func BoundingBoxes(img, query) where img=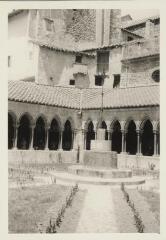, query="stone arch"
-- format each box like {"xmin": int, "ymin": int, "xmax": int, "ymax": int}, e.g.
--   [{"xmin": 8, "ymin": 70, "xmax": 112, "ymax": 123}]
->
[
  {"xmin": 62, "ymin": 120, "xmax": 73, "ymax": 150},
  {"xmin": 33, "ymin": 116, "xmax": 46, "ymax": 150},
  {"xmin": 124, "ymin": 117, "xmax": 135, "ymax": 132},
  {"xmin": 84, "ymin": 118, "xmax": 93, "ymax": 132},
  {"xmin": 100, "ymin": 120, "xmax": 108, "ymax": 140},
  {"xmin": 126, "ymin": 120, "xmax": 137, "ymax": 155},
  {"xmin": 35, "ymin": 113, "xmax": 47, "ymax": 127},
  {"xmin": 86, "ymin": 121, "xmax": 95, "ymax": 150},
  {"xmin": 141, "ymin": 119, "xmax": 154, "ymax": 156},
  {"xmin": 17, "ymin": 113, "xmax": 32, "ymax": 149},
  {"xmin": 139, "ymin": 115, "xmax": 153, "ymax": 131},
  {"xmin": 111, "ymin": 120, "xmax": 122, "ymax": 154},
  {"xmin": 63, "ymin": 117, "xmax": 75, "ymax": 131},
  {"xmin": 50, "ymin": 114, "xmax": 62, "ymax": 131},
  {"xmin": 48, "ymin": 118, "xmax": 60, "ymax": 150},
  {"xmin": 8, "ymin": 112, "xmax": 17, "ymax": 149},
  {"xmin": 110, "ymin": 118, "xmax": 121, "ymax": 131}
]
